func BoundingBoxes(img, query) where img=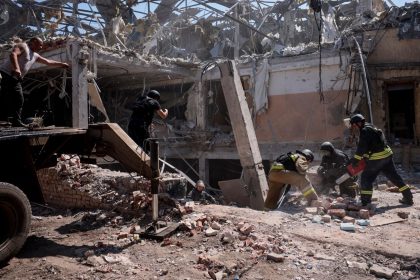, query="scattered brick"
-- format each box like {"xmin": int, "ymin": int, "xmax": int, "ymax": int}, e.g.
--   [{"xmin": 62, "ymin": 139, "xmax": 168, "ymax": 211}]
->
[
  {"xmin": 266, "ymin": 253, "xmax": 285, "ymax": 263},
  {"xmin": 397, "ymin": 211, "xmax": 409, "ymax": 219},
  {"xmin": 327, "ymin": 209, "xmax": 346, "ymax": 218},
  {"xmin": 359, "ymin": 209, "xmax": 370, "ymax": 219},
  {"xmin": 239, "ymin": 223, "xmax": 254, "ymax": 235},
  {"xmin": 211, "ymin": 221, "xmax": 221, "ymax": 230},
  {"xmin": 321, "ymin": 215, "xmax": 331, "ymax": 223},
  {"xmin": 205, "ymin": 228, "xmax": 218, "ymax": 237},
  {"xmin": 329, "ymin": 202, "xmax": 347, "ymax": 209},
  {"xmin": 370, "ymin": 264, "xmax": 395, "ymax": 279},
  {"xmin": 343, "ymin": 216, "xmax": 355, "ymax": 224},
  {"xmin": 304, "ymin": 207, "xmax": 318, "ymax": 215},
  {"xmin": 185, "ymin": 201, "xmax": 195, "ymax": 213},
  {"xmin": 117, "ymin": 232, "xmax": 128, "ymax": 239}
]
